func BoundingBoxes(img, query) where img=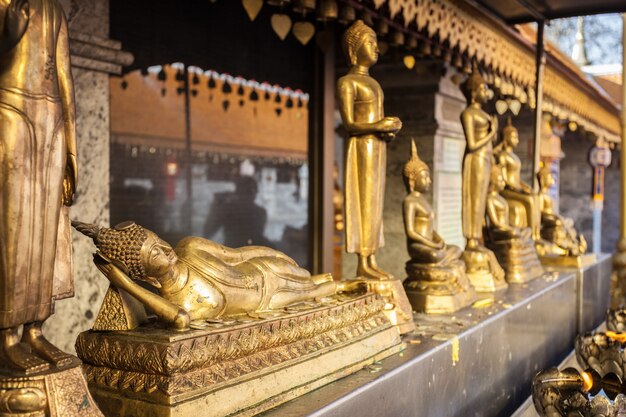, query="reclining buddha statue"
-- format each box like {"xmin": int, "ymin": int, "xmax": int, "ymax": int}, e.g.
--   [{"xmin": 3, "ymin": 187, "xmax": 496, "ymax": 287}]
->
[{"xmin": 73, "ymin": 221, "xmax": 361, "ymax": 329}]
